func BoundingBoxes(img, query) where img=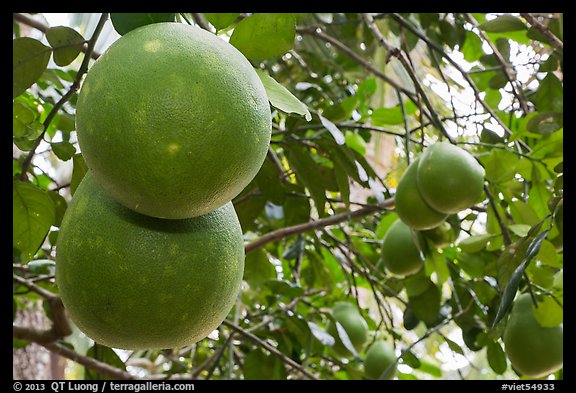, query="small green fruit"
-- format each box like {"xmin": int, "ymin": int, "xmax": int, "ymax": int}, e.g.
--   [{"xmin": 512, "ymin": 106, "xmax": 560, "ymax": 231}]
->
[
  {"xmin": 326, "ymin": 302, "xmax": 368, "ymax": 358},
  {"xmin": 503, "ymin": 294, "xmax": 563, "ymax": 378},
  {"xmin": 381, "ymin": 219, "xmax": 425, "ymax": 277},
  {"xmin": 417, "ymin": 142, "xmax": 485, "ymax": 214},
  {"xmin": 364, "ymin": 340, "xmax": 397, "ymax": 380},
  {"xmin": 395, "ymin": 157, "xmax": 447, "ymax": 230}
]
